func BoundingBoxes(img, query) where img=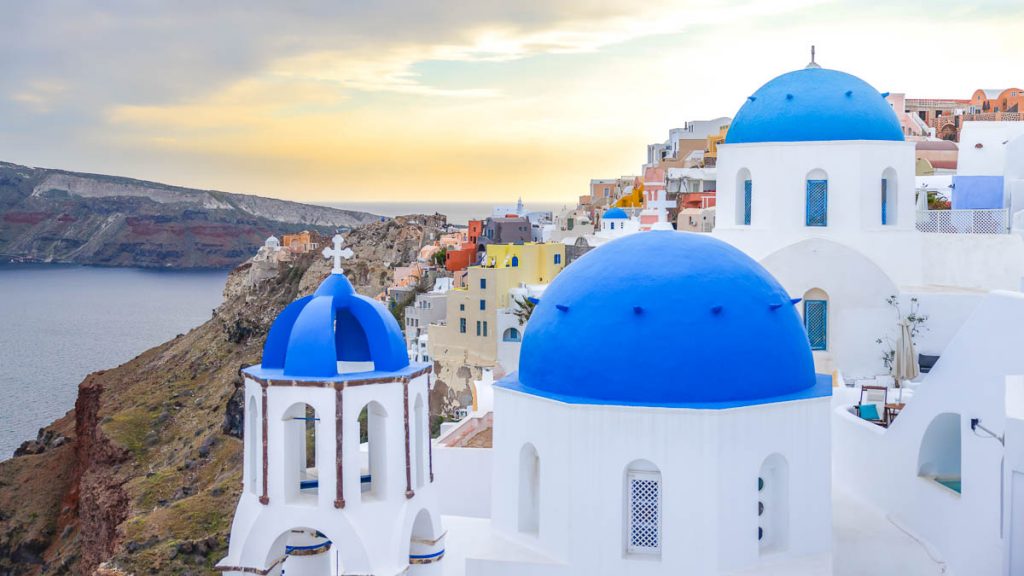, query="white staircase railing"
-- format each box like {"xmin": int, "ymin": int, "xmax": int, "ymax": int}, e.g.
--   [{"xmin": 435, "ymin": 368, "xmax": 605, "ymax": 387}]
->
[{"xmin": 915, "ymin": 209, "xmax": 1009, "ymax": 234}]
